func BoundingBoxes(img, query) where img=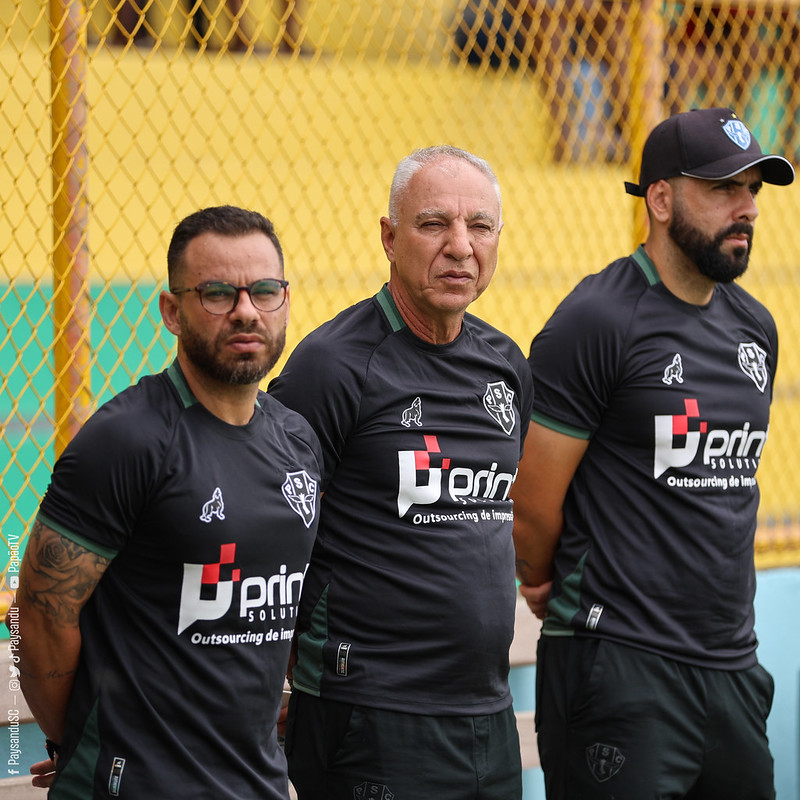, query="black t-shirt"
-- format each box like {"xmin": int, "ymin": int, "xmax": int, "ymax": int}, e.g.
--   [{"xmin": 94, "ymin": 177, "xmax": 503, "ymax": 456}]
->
[
  {"xmin": 40, "ymin": 363, "xmax": 323, "ymax": 799},
  {"xmin": 269, "ymin": 286, "xmax": 534, "ymax": 714},
  {"xmin": 530, "ymin": 247, "xmax": 776, "ymax": 668}
]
